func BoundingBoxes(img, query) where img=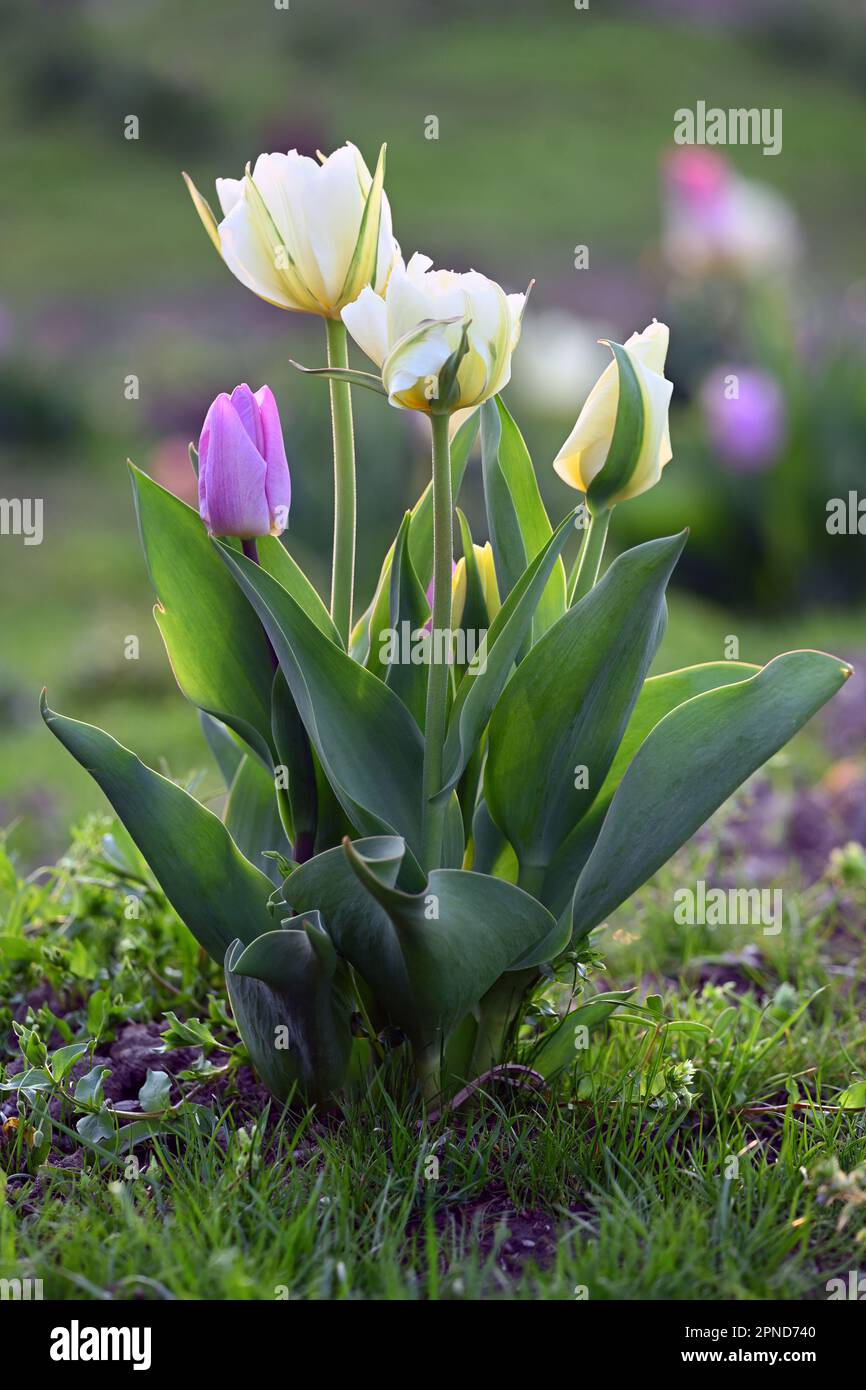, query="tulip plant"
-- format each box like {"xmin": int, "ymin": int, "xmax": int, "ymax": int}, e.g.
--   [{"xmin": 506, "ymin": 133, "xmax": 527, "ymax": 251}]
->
[{"xmin": 43, "ymin": 141, "xmax": 850, "ymax": 1107}]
